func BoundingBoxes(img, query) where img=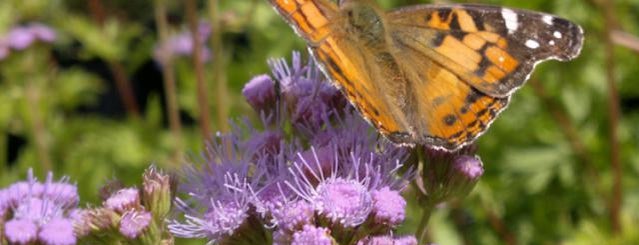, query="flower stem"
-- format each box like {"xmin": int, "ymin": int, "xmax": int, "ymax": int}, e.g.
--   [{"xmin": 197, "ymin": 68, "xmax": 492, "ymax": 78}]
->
[
  {"xmin": 416, "ymin": 200, "xmax": 435, "ymax": 244},
  {"xmin": 208, "ymin": 0, "xmax": 230, "ymax": 132},
  {"xmin": 154, "ymin": 0, "xmax": 184, "ymax": 164},
  {"xmin": 185, "ymin": 0, "xmax": 213, "ymax": 139}
]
